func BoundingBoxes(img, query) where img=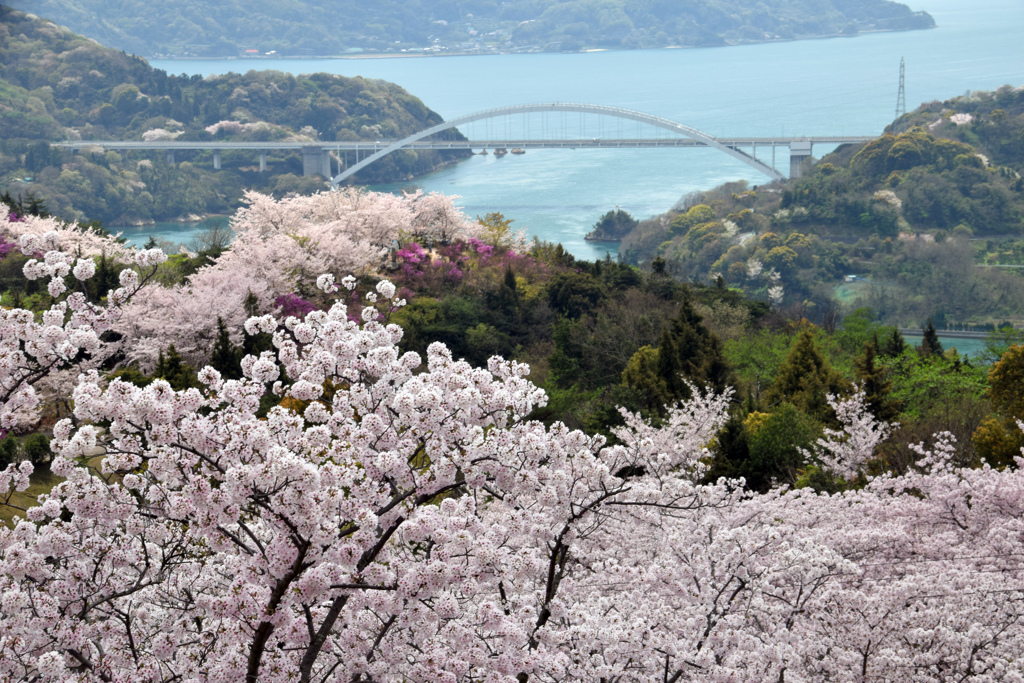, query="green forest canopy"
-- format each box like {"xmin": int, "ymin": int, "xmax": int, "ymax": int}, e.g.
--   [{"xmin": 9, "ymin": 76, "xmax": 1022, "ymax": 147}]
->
[
  {"xmin": 8, "ymin": 0, "xmax": 934, "ymax": 57},
  {"xmin": 616, "ymin": 86, "xmax": 1024, "ymax": 328},
  {"xmin": 0, "ymin": 6, "xmax": 465, "ymax": 223}
]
